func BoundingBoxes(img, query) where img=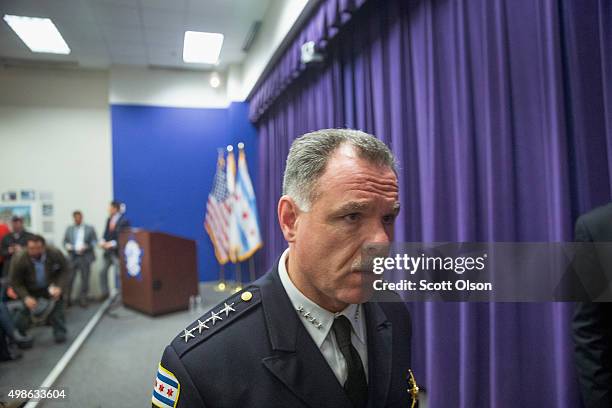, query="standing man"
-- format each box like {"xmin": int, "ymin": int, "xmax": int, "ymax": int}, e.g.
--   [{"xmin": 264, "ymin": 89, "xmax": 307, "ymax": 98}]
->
[
  {"xmin": 63, "ymin": 211, "xmax": 97, "ymax": 308},
  {"xmin": 0, "ymin": 221, "xmax": 9, "ymax": 276},
  {"xmin": 153, "ymin": 129, "xmax": 415, "ymax": 408},
  {"xmin": 0, "ymin": 221, "xmax": 10, "ymax": 300},
  {"xmin": 0, "ymin": 216, "xmax": 33, "ymax": 277},
  {"xmin": 572, "ymin": 203, "xmax": 612, "ymax": 408},
  {"xmin": 98, "ymin": 201, "xmax": 130, "ymax": 300},
  {"xmin": 9, "ymin": 235, "xmax": 69, "ymax": 343}
]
